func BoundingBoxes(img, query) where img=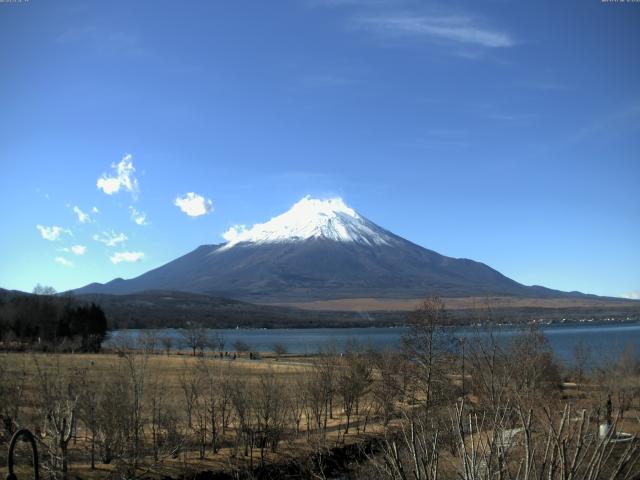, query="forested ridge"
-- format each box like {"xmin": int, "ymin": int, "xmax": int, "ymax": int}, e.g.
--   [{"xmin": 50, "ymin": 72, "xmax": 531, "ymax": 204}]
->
[{"xmin": 0, "ymin": 287, "xmax": 108, "ymax": 351}]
